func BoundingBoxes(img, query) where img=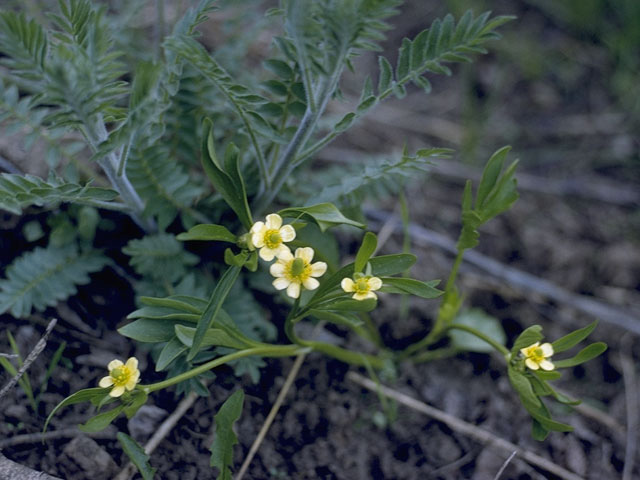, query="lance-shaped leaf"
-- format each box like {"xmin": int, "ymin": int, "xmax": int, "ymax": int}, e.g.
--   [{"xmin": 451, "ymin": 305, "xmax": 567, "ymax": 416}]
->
[
  {"xmin": 554, "ymin": 343, "xmax": 608, "ymax": 369},
  {"xmin": 210, "ymin": 390, "xmax": 245, "ymax": 480},
  {"xmin": 117, "ymin": 433, "xmax": 156, "ymax": 480},
  {"xmin": 354, "ymin": 232, "xmax": 377, "ymax": 273},
  {"xmin": 380, "ymin": 278, "xmax": 443, "ymax": 299},
  {"xmin": 78, "ymin": 405, "xmax": 125, "ymax": 433},
  {"xmin": 278, "ymin": 203, "xmax": 364, "ymax": 231},
  {"xmin": 177, "ymin": 224, "xmax": 237, "ymax": 243},
  {"xmin": 551, "ymin": 321, "xmax": 598, "ymax": 354},
  {"xmin": 511, "ymin": 325, "xmax": 543, "ymax": 356},
  {"xmin": 44, "ymin": 388, "xmax": 106, "ymax": 433}
]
